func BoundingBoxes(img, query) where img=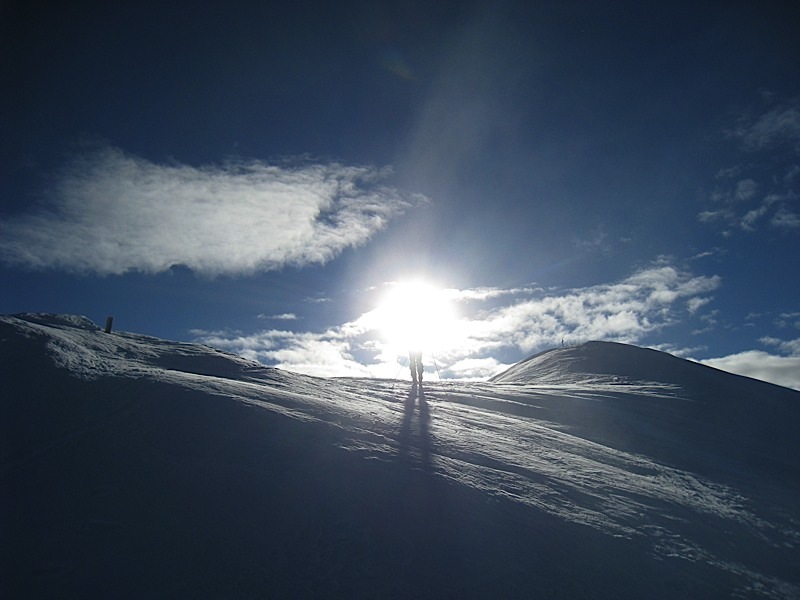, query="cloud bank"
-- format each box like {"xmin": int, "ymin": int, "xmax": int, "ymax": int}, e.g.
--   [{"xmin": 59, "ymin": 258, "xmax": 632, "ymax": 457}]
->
[
  {"xmin": 196, "ymin": 265, "xmax": 800, "ymax": 390},
  {"xmin": 0, "ymin": 146, "xmax": 421, "ymax": 276},
  {"xmin": 453, "ymin": 265, "xmax": 721, "ymax": 357},
  {"xmin": 194, "ymin": 262, "xmax": 724, "ymax": 381},
  {"xmin": 697, "ymin": 341, "xmax": 800, "ymax": 392}
]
